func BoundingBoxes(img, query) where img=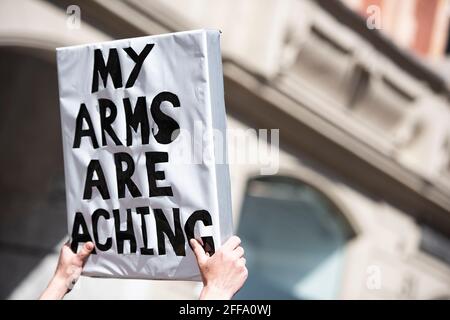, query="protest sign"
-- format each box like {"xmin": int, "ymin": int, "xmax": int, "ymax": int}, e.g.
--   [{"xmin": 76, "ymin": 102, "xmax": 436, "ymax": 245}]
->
[{"xmin": 56, "ymin": 29, "xmax": 233, "ymax": 280}]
